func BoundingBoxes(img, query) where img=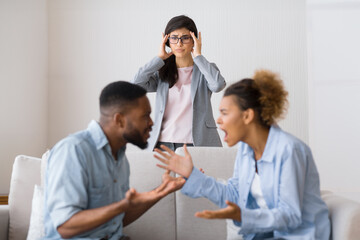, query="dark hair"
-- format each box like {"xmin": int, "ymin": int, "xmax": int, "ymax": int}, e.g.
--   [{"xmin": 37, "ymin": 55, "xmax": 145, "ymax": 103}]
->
[
  {"xmin": 100, "ymin": 81, "xmax": 146, "ymax": 113},
  {"xmin": 224, "ymin": 70, "xmax": 288, "ymax": 126},
  {"xmin": 159, "ymin": 15, "xmax": 198, "ymax": 88}
]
